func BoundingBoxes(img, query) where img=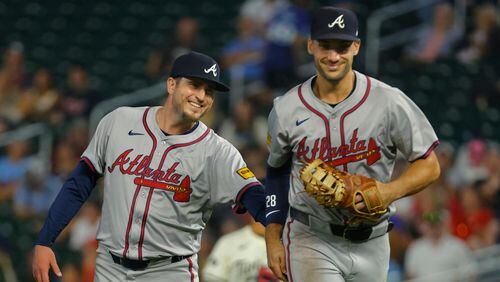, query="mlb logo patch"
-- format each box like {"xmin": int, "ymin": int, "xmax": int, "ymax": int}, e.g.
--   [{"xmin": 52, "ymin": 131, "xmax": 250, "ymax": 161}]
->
[{"xmin": 237, "ymin": 167, "xmax": 255, "ymax": 179}]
